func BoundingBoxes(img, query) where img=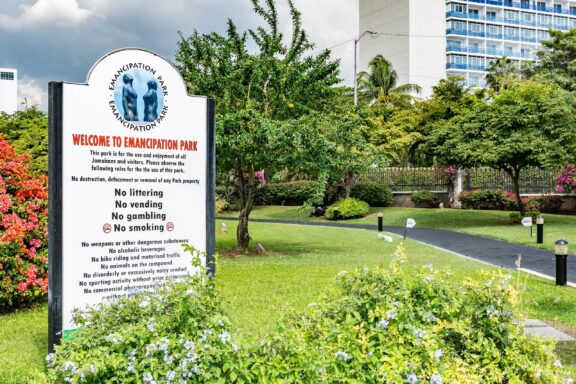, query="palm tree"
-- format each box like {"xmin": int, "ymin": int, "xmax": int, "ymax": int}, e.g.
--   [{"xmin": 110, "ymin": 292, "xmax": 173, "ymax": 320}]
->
[
  {"xmin": 357, "ymin": 55, "xmax": 422, "ymax": 104},
  {"xmin": 485, "ymin": 56, "xmax": 519, "ymax": 92}
]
